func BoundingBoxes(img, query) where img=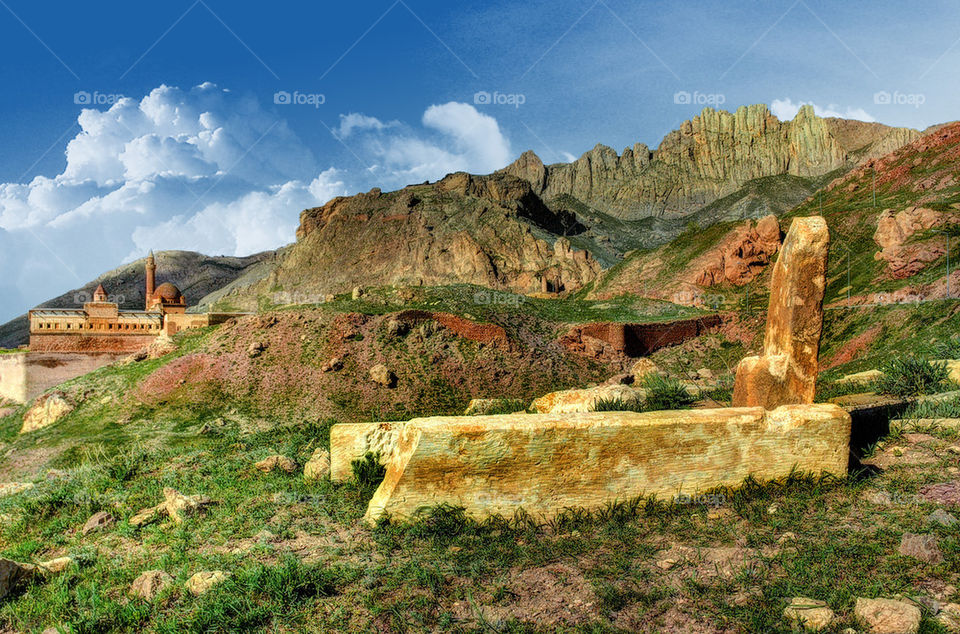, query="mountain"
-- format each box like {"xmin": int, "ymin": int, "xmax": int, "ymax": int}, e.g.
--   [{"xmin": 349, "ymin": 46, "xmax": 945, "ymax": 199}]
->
[
  {"xmin": 501, "ymin": 104, "xmax": 917, "ymax": 220},
  {"xmin": 0, "ymin": 251, "xmax": 272, "ymax": 348},
  {"xmin": 2, "ymin": 104, "xmax": 926, "ymax": 329}
]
